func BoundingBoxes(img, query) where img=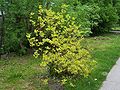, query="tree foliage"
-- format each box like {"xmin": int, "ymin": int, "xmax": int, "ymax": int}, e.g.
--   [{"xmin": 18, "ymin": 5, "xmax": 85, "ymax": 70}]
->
[
  {"xmin": 51, "ymin": 0, "xmax": 119, "ymax": 35},
  {"xmin": 1, "ymin": 0, "xmax": 39, "ymax": 54},
  {"xmin": 0, "ymin": 0, "xmax": 120, "ymax": 54}
]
